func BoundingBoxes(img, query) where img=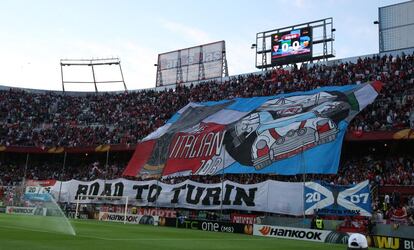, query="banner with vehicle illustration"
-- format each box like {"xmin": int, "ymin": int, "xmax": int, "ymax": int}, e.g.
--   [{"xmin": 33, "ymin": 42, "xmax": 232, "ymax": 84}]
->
[{"xmin": 123, "ymin": 82, "xmax": 382, "ymax": 178}]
